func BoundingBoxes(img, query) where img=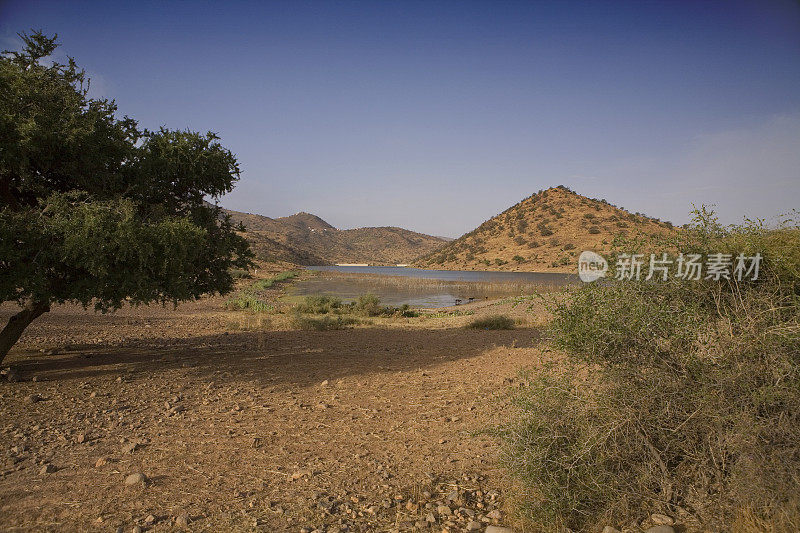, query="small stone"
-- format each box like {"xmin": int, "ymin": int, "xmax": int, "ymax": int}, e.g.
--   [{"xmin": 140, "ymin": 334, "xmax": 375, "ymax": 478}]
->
[
  {"xmin": 122, "ymin": 442, "xmax": 139, "ymax": 454},
  {"xmin": 645, "ymin": 527, "xmax": 675, "ymax": 533},
  {"xmin": 650, "ymin": 514, "xmax": 674, "ymax": 526},
  {"xmin": 425, "ymin": 512, "xmax": 436, "ymax": 523},
  {"xmin": 131, "ymin": 527, "xmax": 143, "ymax": 533},
  {"xmin": 436, "ymin": 505, "xmax": 452, "ymax": 516},
  {"xmin": 414, "ymin": 521, "xmax": 427, "ymax": 530},
  {"xmin": 320, "ymin": 380, "xmax": 329, "ymax": 387},
  {"xmin": 466, "ymin": 521, "xmax": 482, "ymax": 531},
  {"xmin": 487, "ymin": 509, "xmax": 502, "ymax": 520},
  {"xmin": 124, "ymin": 472, "xmax": 147, "ymax": 486},
  {"xmin": 175, "ymin": 513, "xmax": 189, "ymax": 528},
  {"xmin": 602, "ymin": 527, "xmax": 621, "ymax": 533},
  {"xmin": 27, "ymin": 394, "xmax": 42, "ymax": 403},
  {"xmin": 39, "ymin": 464, "xmax": 56, "ymax": 474},
  {"xmin": 95, "ymin": 457, "xmax": 109, "ymax": 468},
  {"xmin": 76, "ymin": 434, "xmax": 86, "ymax": 444},
  {"xmin": 144, "ymin": 514, "xmax": 156, "ymax": 525},
  {"xmin": 485, "ymin": 527, "xmax": 515, "ymax": 533}
]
